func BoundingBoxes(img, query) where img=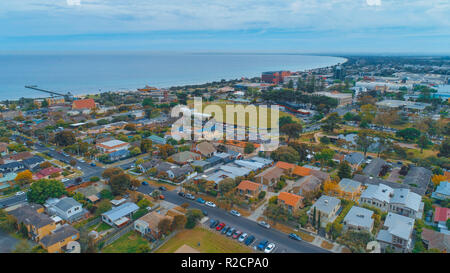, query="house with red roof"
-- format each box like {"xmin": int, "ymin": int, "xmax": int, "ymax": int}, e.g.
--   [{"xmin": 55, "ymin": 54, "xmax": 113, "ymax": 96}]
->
[
  {"xmin": 33, "ymin": 167, "xmax": 62, "ymax": 180},
  {"xmin": 72, "ymin": 98, "xmax": 96, "ymax": 110},
  {"xmin": 434, "ymin": 206, "xmax": 450, "ymax": 233},
  {"xmin": 278, "ymin": 192, "xmax": 304, "ymax": 213},
  {"xmin": 236, "ymin": 180, "xmax": 262, "ymax": 199}
]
